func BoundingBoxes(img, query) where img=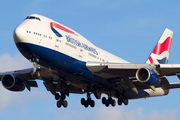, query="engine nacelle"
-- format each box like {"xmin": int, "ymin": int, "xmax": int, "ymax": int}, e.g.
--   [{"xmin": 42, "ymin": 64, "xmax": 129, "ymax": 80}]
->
[
  {"xmin": 1, "ymin": 74, "xmax": 25, "ymax": 91},
  {"xmin": 136, "ymin": 67, "xmax": 160, "ymax": 85}
]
